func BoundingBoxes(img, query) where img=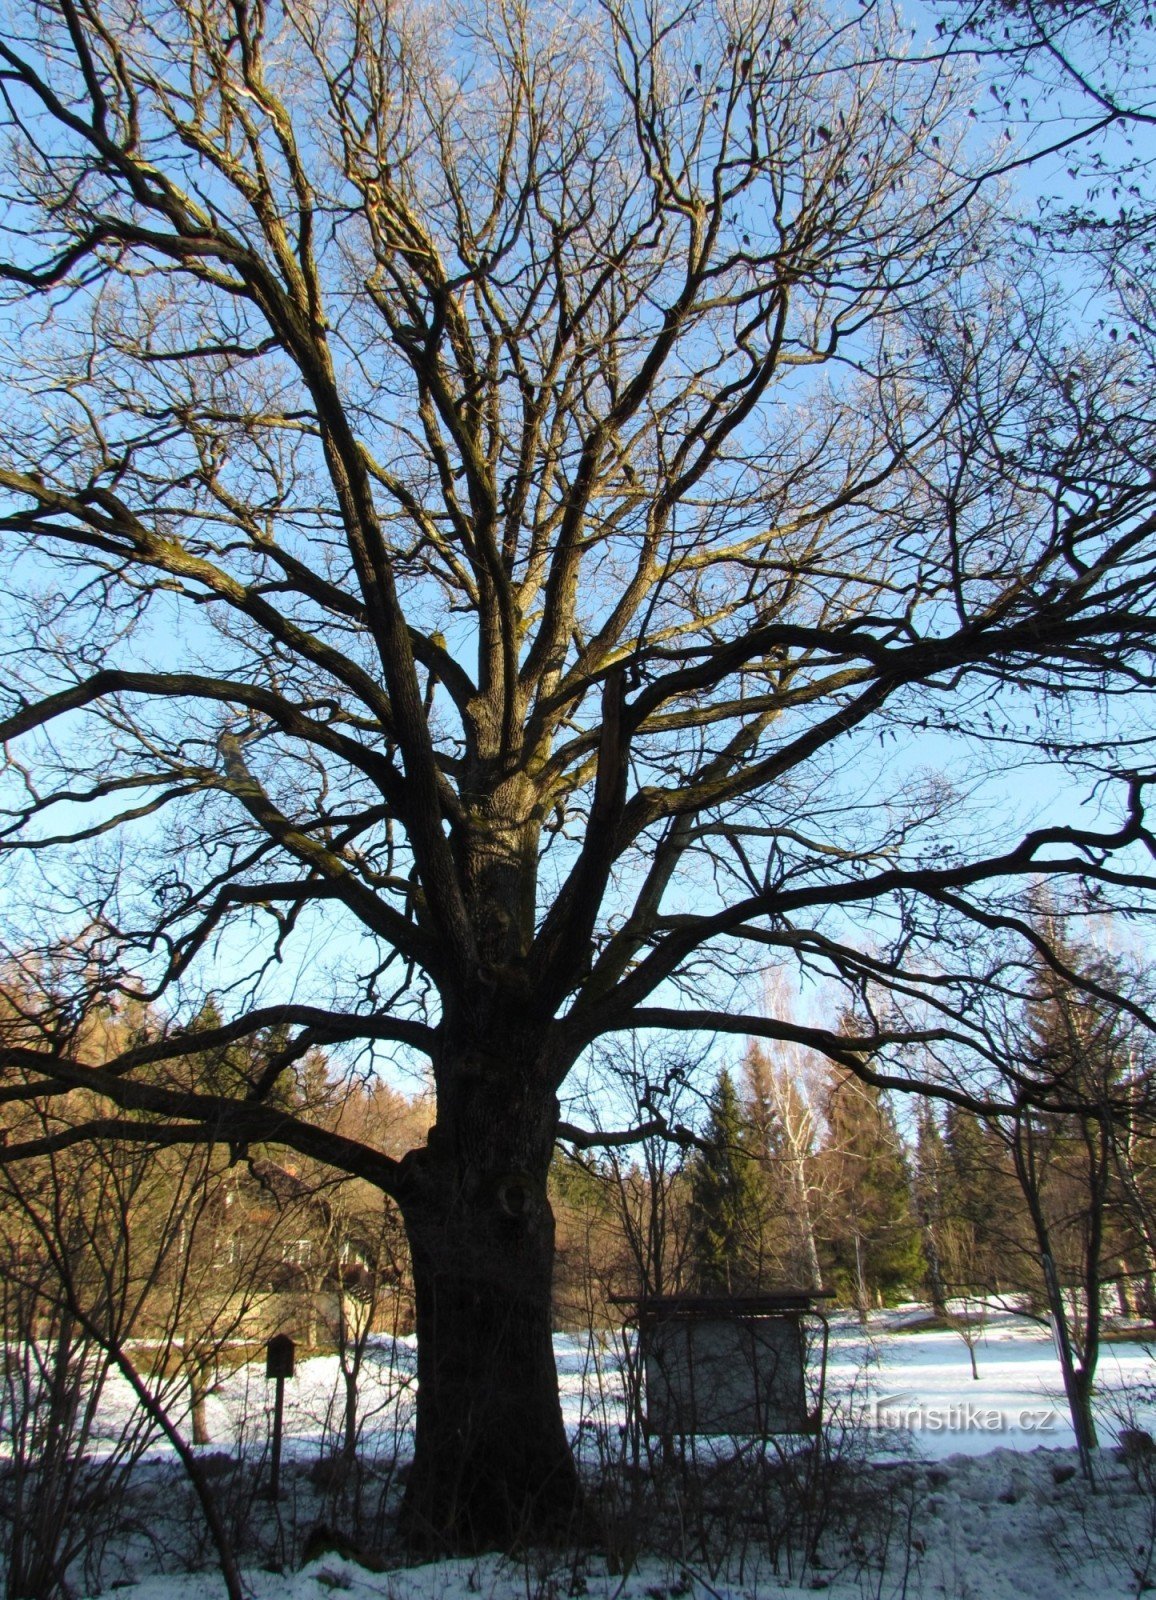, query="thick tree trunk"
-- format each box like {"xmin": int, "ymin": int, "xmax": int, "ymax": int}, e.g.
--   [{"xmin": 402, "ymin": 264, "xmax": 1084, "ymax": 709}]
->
[{"xmin": 397, "ymin": 1050, "xmax": 580, "ymax": 1552}]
